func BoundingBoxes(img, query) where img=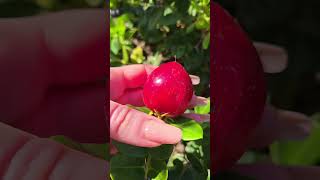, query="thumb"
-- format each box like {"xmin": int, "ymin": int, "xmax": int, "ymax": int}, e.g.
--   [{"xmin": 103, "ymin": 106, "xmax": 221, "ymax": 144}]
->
[
  {"xmin": 0, "ymin": 123, "xmax": 107, "ymax": 180},
  {"xmin": 110, "ymin": 101, "xmax": 182, "ymax": 147}
]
